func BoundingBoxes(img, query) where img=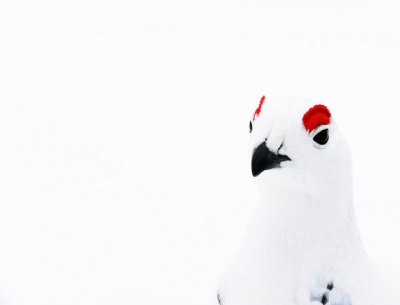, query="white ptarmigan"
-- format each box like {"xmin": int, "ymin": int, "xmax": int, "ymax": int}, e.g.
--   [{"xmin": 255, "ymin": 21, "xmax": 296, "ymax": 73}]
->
[{"xmin": 218, "ymin": 97, "xmax": 395, "ymax": 305}]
